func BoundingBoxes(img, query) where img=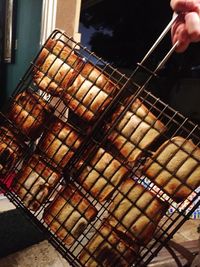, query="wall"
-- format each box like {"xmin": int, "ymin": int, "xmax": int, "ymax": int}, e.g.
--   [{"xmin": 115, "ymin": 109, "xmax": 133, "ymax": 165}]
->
[
  {"xmin": 5, "ymin": 0, "xmax": 82, "ymax": 100},
  {"xmin": 5, "ymin": 0, "xmax": 43, "ymax": 98},
  {"xmin": 56, "ymin": 0, "xmax": 81, "ymax": 42}
]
